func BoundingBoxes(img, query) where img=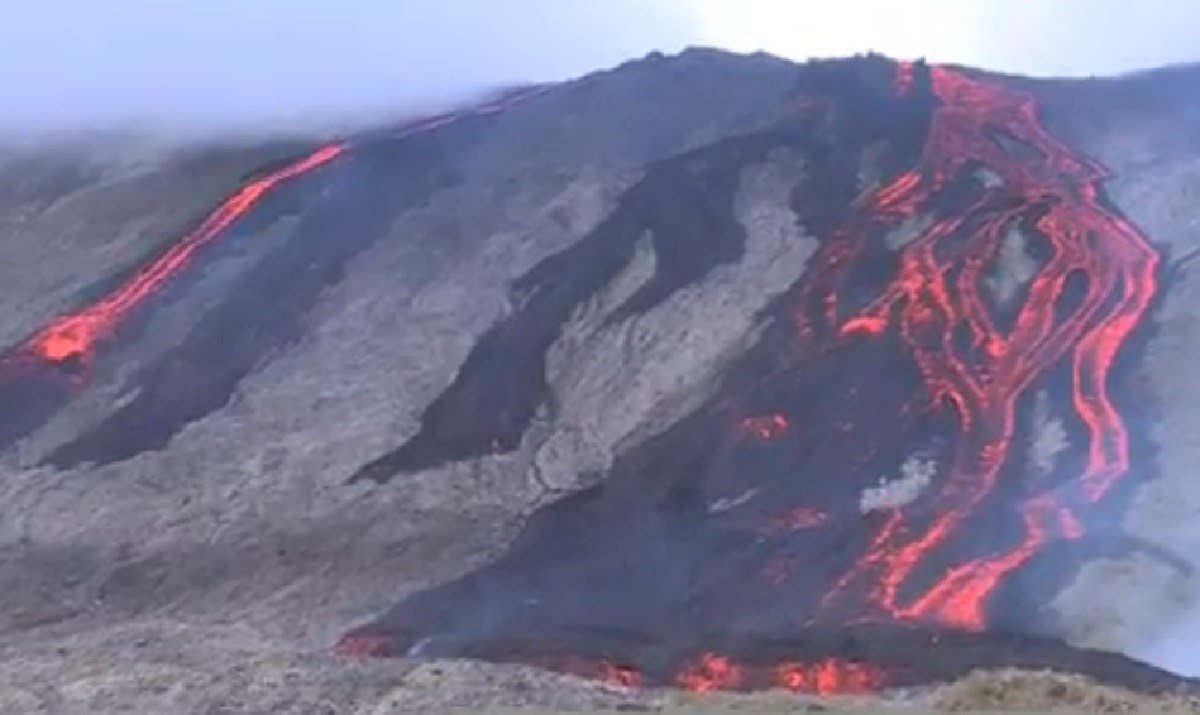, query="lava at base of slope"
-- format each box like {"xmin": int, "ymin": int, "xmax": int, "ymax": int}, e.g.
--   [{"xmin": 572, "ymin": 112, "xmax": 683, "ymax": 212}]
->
[{"xmin": 335, "ymin": 623, "xmax": 1199, "ymax": 696}]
